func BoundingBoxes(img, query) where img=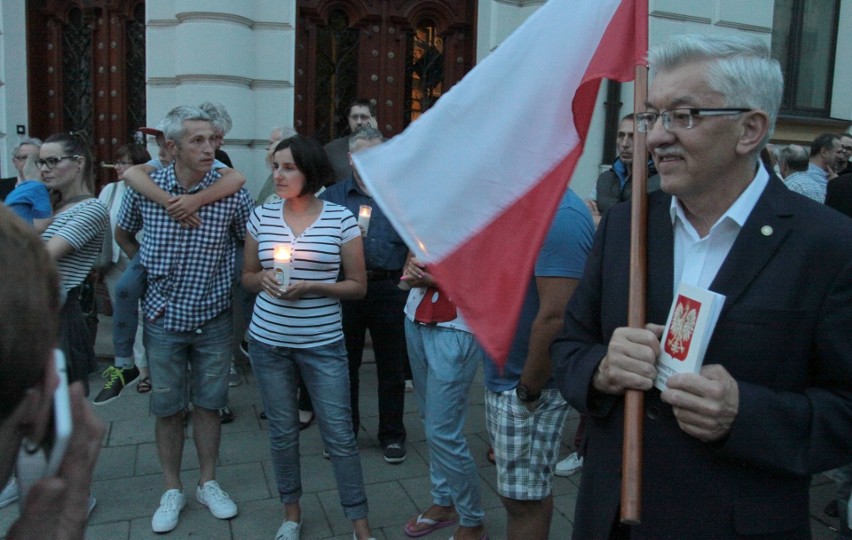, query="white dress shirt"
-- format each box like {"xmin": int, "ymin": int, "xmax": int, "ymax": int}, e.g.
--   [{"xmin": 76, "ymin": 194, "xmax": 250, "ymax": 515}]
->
[{"xmin": 670, "ymin": 164, "xmax": 770, "ymax": 291}]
